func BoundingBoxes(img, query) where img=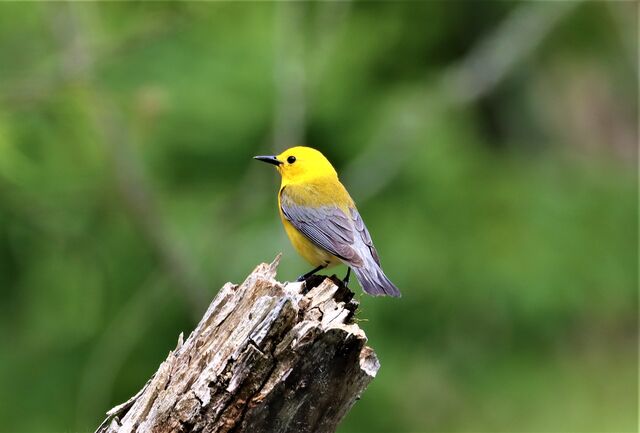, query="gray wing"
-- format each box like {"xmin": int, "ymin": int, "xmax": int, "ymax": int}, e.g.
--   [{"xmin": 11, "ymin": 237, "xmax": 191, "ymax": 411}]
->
[
  {"xmin": 352, "ymin": 208, "xmax": 381, "ymax": 266},
  {"xmin": 350, "ymin": 208, "xmax": 401, "ymax": 296},
  {"xmin": 280, "ymin": 192, "xmax": 364, "ymax": 266},
  {"xmin": 281, "ymin": 189, "xmax": 400, "ymax": 296}
]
